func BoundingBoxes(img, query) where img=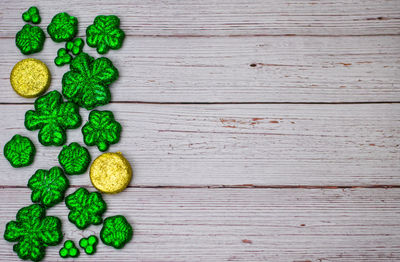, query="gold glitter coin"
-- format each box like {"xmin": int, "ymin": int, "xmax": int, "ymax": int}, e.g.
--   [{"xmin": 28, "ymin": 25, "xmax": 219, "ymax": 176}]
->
[
  {"xmin": 10, "ymin": 58, "xmax": 51, "ymax": 98},
  {"xmin": 90, "ymin": 152, "xmax": 132, "ymax": 194}
]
